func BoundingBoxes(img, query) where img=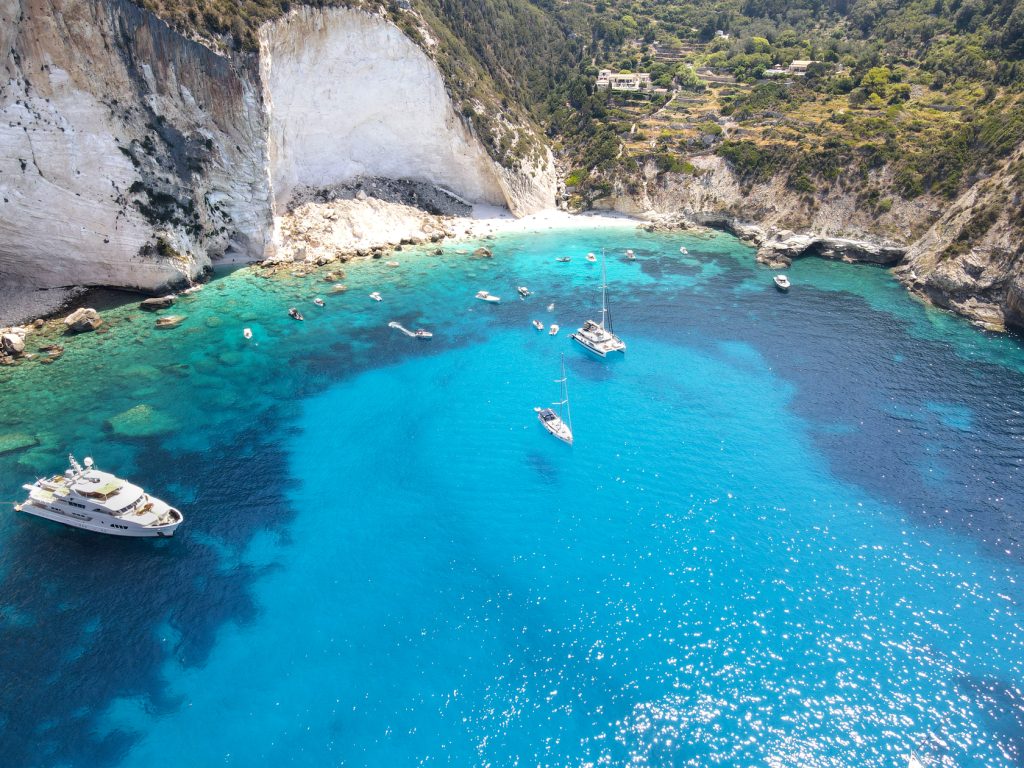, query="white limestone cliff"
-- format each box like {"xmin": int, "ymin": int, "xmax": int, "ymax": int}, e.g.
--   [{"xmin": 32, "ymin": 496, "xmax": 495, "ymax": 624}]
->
[
  {"xmin": 0, "ymin": 0, "xmax": 272, "ymax": 295},
  {"xmin": 261, "ymin": 7, "xmax": 508, "ymax": 211}
]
